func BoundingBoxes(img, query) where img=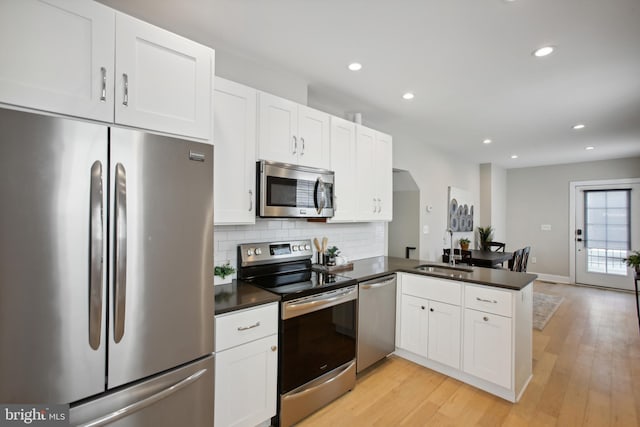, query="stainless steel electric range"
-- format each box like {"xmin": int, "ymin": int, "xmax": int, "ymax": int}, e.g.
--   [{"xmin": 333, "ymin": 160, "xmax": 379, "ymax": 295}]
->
[{"xmin": 237, "ymin": 240, "xmax": 357, "ymax": 427}]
